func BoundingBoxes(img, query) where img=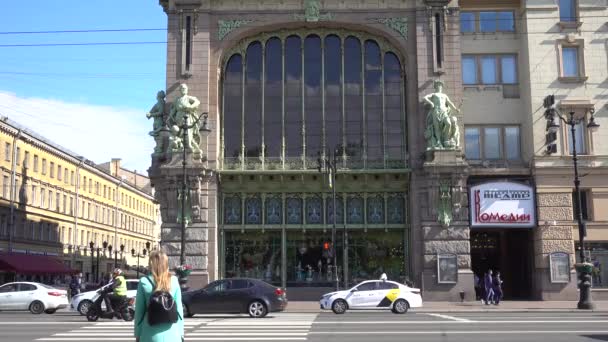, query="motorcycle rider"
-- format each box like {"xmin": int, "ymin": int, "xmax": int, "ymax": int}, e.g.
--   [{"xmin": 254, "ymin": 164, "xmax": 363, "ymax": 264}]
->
[{"xmin": 104, "ymin": 268, "xmax": 128, "ymax": 316}]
